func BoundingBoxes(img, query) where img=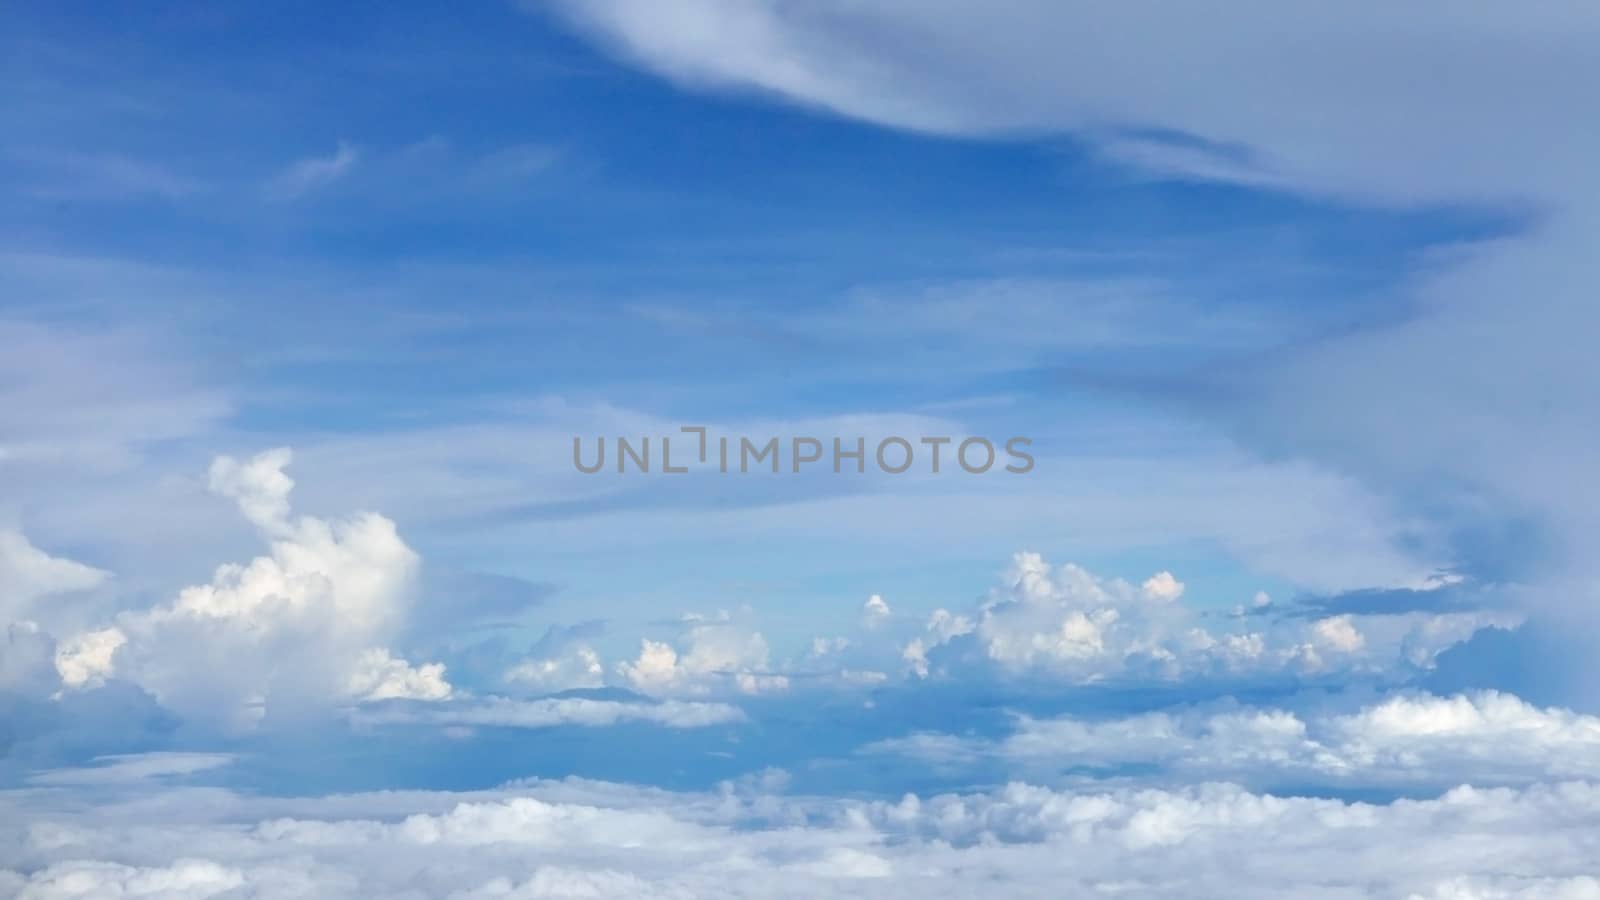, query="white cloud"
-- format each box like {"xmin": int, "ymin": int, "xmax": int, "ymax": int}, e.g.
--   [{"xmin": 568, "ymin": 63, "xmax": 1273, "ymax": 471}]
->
[
  {"xmin": 1409, "ymin": 876, "xmax": 1600, "ymax": 900},
  {"xmin": 0, "ymin": 525, "xmax": 108, "ymax": 695},
  {"xmin": 0, "ymin": 529, "xmax": 109, "ymax": 627},
  {"xmin": 860, "ymin": 594, "xmax": 890, "ymax": 628},
  {"xmin": 1141, "ymin": 571, "xmax": 1184, "ymax": 603},
  {"xmin": 206, "ymin": 448, "xmax": 295, "ymax": 535},
  {"xmin": 12, "ymin": 859, "xmax": 246, "ymax": 900},
  {"xmin": 345, "ymin": 648, "xmax": 452, "ymax": 702},
  {"xmin": 1312, "ymin": 614, "xmax": 1367, "ymax": 653},
  {"xmin": 617, "ymin": 613, "xmax": 789, "ymax": 697},
  {"xmin": 615, "ymin": 639, "xmax": 682, "ymax": 694},
  {"xmin": 872, "ymin": 690, "xmax": 1600, "ymax": 789},
  {"xmin": 905, "ymin": 552, "xmax": 1499, "ymax": 683},
  {"xmin": 26, "ymin": 752, "xmax": 236, "ymax": 787},
  {"xmin": 52, "ymin": 627, "xmax": 126, "ymax": 692},
  {"xmin": 50, "ymin": 449, "xmax": 449, "ymax": 728},
  {"xmin": 504, "ymin": 644, "xmax": 605, "ymax": 694},
  {"xmin": 6, "ymin": 773, "xmax": 1600, "ymax": 898},
  {"xmin": 545, "ymin": 1, "xmax": 1598, "ymax": 204}
]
